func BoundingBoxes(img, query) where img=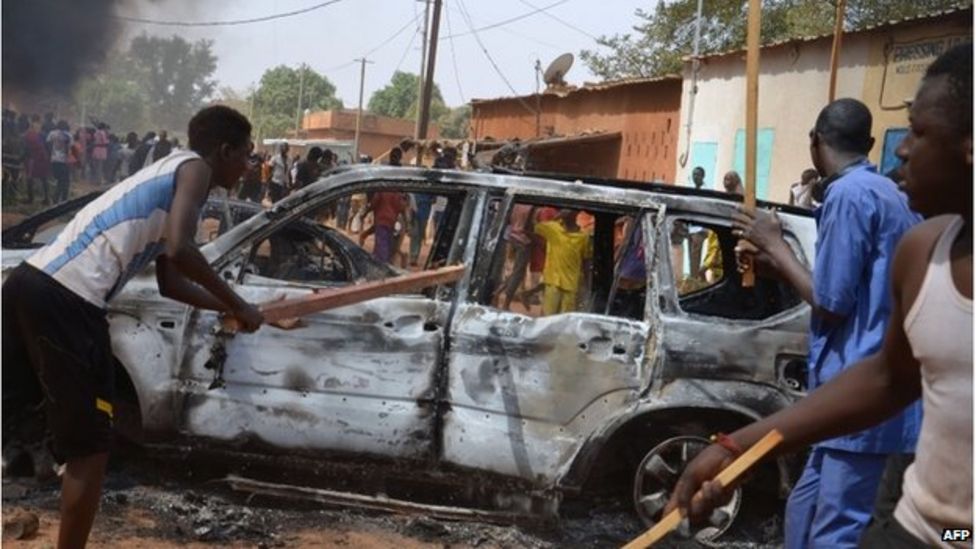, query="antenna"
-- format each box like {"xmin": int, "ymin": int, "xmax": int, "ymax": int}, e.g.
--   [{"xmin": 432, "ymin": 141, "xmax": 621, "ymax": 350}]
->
[{"xmin": 543, "ymin": 53, "xmax": 574, "ymax": 87}]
